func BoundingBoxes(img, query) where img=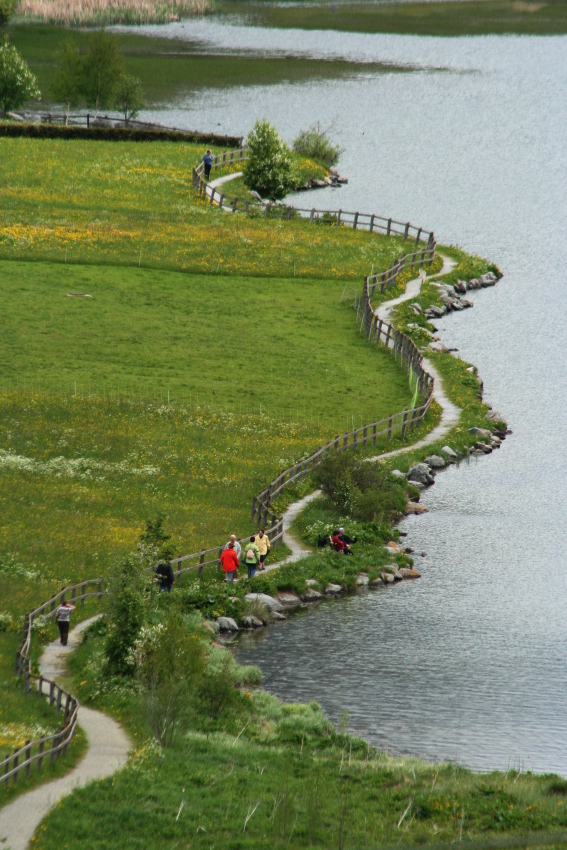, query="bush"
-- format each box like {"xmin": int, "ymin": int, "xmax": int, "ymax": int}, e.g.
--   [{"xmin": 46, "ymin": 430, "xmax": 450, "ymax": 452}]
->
[
  {"xmin": 293, "ymin": 122, "xmax": 343, "ymax": 168},
  {"xmin": 313, "ymin": 451, "xmax": 408, "ymax": 523},
  {"xmin": 243, "ymin": 119, "xmax": 295, "ymax": 201},
  {"xmin": 0, "ymin": 611, "xmax": 14, "ymax": 632},
  {"xmin": 114, "ymin": 73, "xmax": 145, "ymax": 124},
  {"xmin": 105, "ymin": 556, "xmax": 146, "ymax": 675},
  {"xmin": 0, "ymin": 38, "xmax": 41, "ymax": 117},
  {"xmin": 0, "ymin": 0, "xmax": 13, "ymax": 28}
]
